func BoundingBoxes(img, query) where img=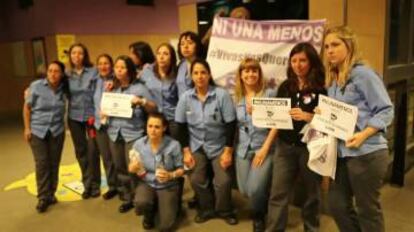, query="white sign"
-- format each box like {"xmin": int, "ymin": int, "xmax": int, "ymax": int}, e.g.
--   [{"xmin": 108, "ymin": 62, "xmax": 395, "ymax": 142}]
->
[
  {"xmin": 311, "ymin": 95, "xmax": 358, "ymax": 141},
  {"xmin": 252, "ymin": 97, "xmax": 293, "ymax": 129},
  {"xmin": 207, "ymin": 17, "xmax": 326, "ymax": 91},
  {"xmin": 101, "ymin": 92, "xmax": 134, "ymax": 118}
]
